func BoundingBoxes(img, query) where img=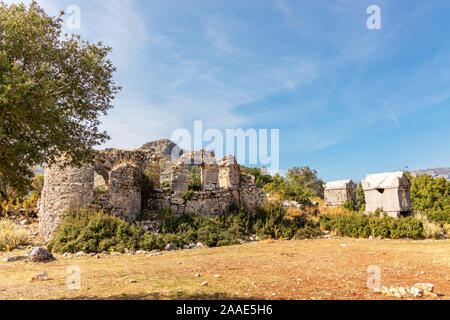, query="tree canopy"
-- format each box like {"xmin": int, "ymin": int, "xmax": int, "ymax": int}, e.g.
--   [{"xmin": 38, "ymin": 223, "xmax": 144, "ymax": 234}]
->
[
  {"xmin": 0, "ymin": 1, "xmax": 120, "ymax": 199},
  {"xmin": 262, "ymin": 166, "xmax": 324, "ymax": 204}
]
